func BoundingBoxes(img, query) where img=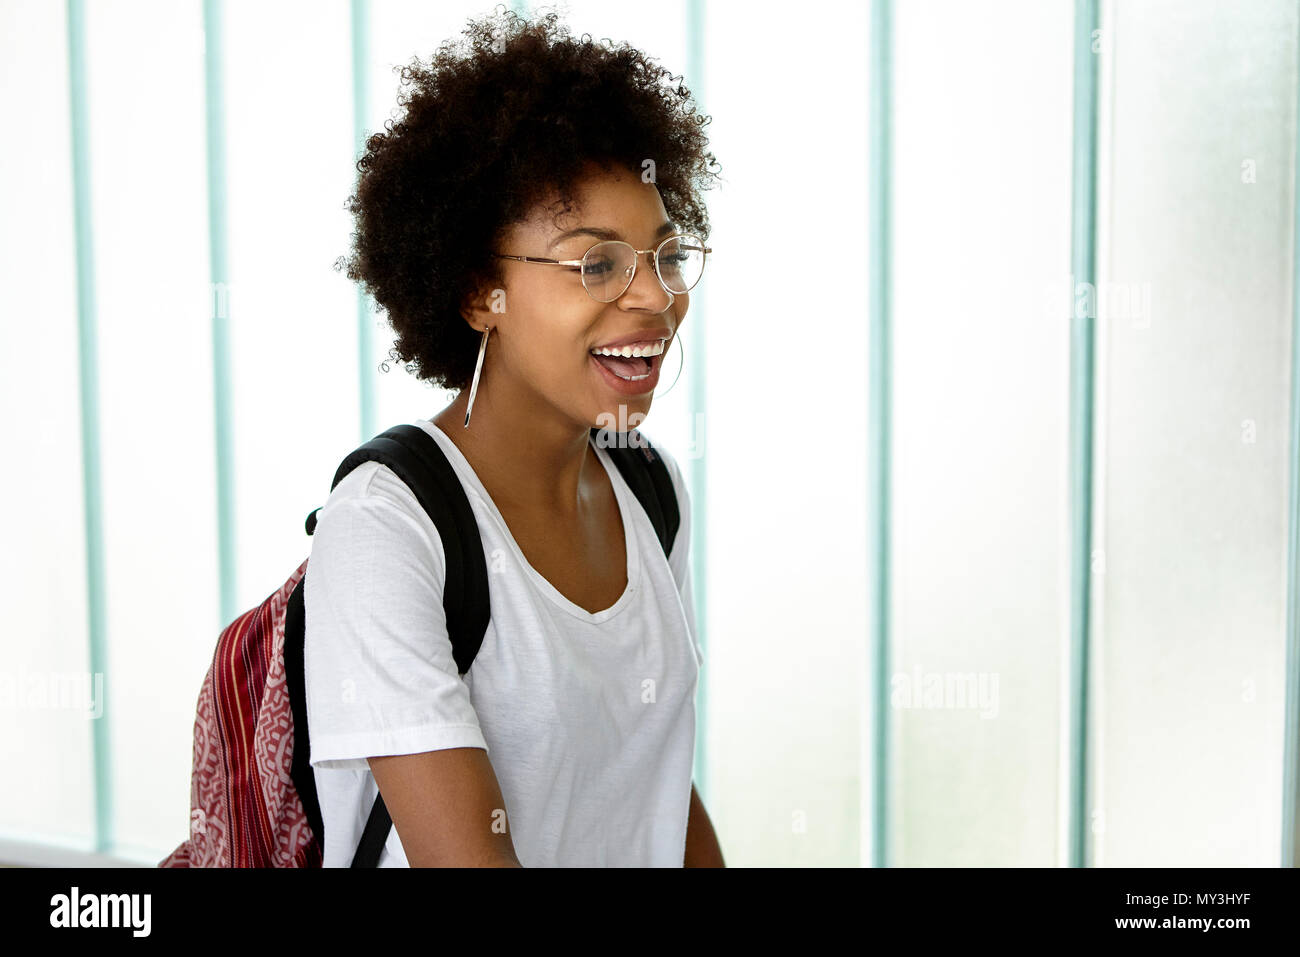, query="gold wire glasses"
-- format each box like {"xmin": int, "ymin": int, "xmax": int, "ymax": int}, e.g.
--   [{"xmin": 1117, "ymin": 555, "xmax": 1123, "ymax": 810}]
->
[{"xmin": 492, "ymin": 234, "xmax": 711, "ymax": 303}]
